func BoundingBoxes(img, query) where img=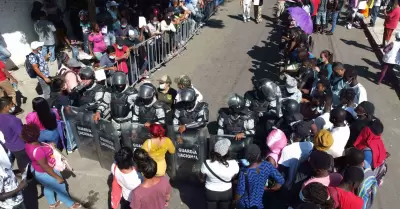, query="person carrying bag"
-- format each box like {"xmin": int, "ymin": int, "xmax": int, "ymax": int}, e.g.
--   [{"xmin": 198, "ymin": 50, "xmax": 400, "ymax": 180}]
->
[{"xmin": 200, "ymin": 139, "xmax": 239, "ymax": 209}]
